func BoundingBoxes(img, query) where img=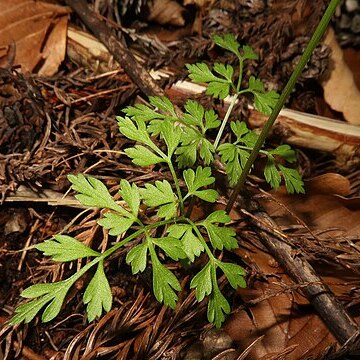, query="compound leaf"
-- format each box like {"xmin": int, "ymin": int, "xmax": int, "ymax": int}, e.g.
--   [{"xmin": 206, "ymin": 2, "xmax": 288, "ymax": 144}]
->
[
  {"xmin": 83, "ymin": 261, "xmax": 112, "ymax": 322},
  {"xmin": 126, "ymin": 243, "xmax": 148, "ymax": 274},
  {"xmin": 217, "ymin": 261, "xmax": 246, "ymax": 289},
  {"xmin": 176, "ymin": 128, "xmax": 215, "ymax": 167},
  {"xmin": 35, "ymin": 235, "xmax": 100, "ymax": 262},
  {"xmin": 98, "ymin": 212, "xmax": 134, "ymax": 236},
  {"xmin": 241, "ymin": 44, "xmax": 258, "ymax": 60},
  {"xmin": 253, "ymin": 90, "xmax": 280, "ymax": 116},
  {"xmin": 183, "ymin": 100, "xmax": 205, "ymax": 127},
  {"xmin": 167, "ymin": 224, "xmax": 204, "ymax": 262},
  {"xmin": 151, "ymin": 255, "xmax": 181, "ymax": 309},
  {"xmin": 140, "ymin": 180, "xmax": 178, "ymax": 219},
  {"xmin": 152, "ymin": 236, "xmax": 187, "ymax": 261},
  {"xmin": 278, "ymin": 165, "xmax": 305, "ymax": 194},
  {"xmin": 190, "ymin": 262, "xmax": 212, "ymax": 302},
  {"xmin": 125, "ymin": 145, "xmax": 164, "ymax": 166},
  {"xmin": 207, "ymin": 287, "xmax": 231, "ymax": 328},
  {"xmin": 264, "ymin": 160, "xmax": 281, "ymax": 191},
  {"xmin": 230, "ymin": 120, "xmax": 249, "ymax": 139},
  {"xmin": 217, "ymin": 143, "xmax": 250, "ymax": 186},
  {"xmin": 212, "ymin": 34, "xmax": 240, "ymax": 57},
  {"xmin": 68, "ymin": 174, "xmax": 122, "ymax": 213},
  {"xmin": 270, "ymin": 144, "xmax": 296, "ymax": 163},
  {"xmin": 149, "ymin": 96, "xmax": 176, "ymax": 117},
  {"xmin": 204, "ymin": 109, "xmax": 221, "ymax": 130},
  {"xmin": 248, "ymin": 76, "xmax": 279, "ymax": 115},
  {"xmin": 119, "ymin": 179, "xmax": 140, "ymax": 217},
  {"xmin": 205, "ymin": 210, "xmax": 231, "ymax": 224},
  {"xmin": 183, "ymin": 166, "xmax": 218, "ymax": 202},
  {"xmin": 201, "ymin": 211, "xmax": 238, "ymax": 250},
  {"xmin": 186, "ymin": 63, "xmax": 231, "ymax": 99},
  {"xmin": 160, "ymin": 120, "xmax": 182, "ymax": 156},
  {"xmin": 123, "ymin": 104, "xmax": 162, "ymax": 122},
  {"xmin": 10, "ymin": 280, "xmax": 73, "ymax": 324},
  {"xmin": 117, "ymin": 116, "xmax": 154, "ymax": 146},
  {"xmin": 213, "ymin": 62, "xmax": 234, "ymax": 82}
]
